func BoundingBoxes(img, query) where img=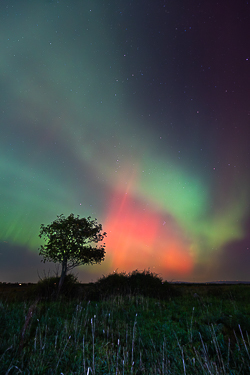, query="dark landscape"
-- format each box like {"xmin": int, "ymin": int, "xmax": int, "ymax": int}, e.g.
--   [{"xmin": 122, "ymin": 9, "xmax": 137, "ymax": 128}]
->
[{"xmin": 1, "ymin": 270, "xmax": 250, "ymax": 374}]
